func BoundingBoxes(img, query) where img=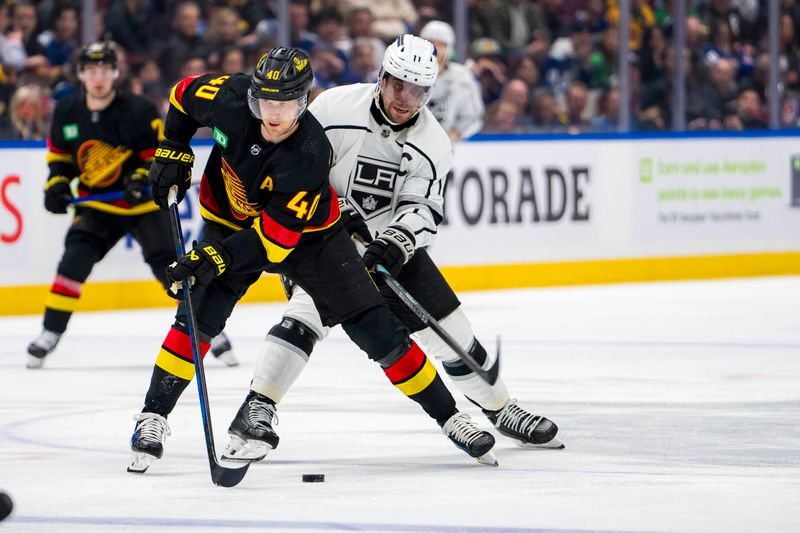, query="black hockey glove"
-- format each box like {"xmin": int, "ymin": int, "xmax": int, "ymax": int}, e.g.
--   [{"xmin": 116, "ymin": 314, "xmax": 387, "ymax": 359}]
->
[
  {"xmin": 362, "ymin": 227, "xmax": 415, "ymax": 277},
  {"xmin": 165, "ymin": 240, "xmax": 231, "ymax": 299},
  {"xmin": 150, "ymin": 139, "xmax": 195, "ymax": 209},
  {"xmin": 124, "ymin": 166, "xmax": 150, "ymax": 205},
  {"xmin": 43, "ymin": 176, "xmax": 72, "ymax": 214},
  {"xmin": 338, "ymin": 197, "xmax": 372, "ymax": 245}
]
